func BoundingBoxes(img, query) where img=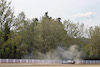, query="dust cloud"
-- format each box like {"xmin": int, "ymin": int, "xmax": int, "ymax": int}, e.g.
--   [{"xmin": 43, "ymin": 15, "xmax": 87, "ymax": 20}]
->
[{"xmin": 39, "ymin": 45, "xmax": 81, "ymax": 61}]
